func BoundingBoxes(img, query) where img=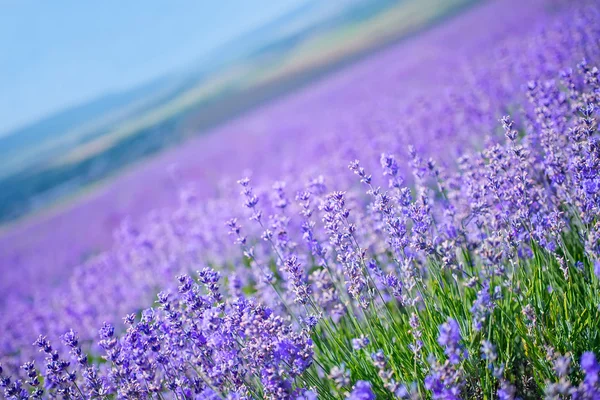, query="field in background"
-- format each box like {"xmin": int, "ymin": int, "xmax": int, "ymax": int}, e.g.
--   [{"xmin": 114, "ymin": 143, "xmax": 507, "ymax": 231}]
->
[{"xmin": 0, "ymin": 0, "xmax": 475, "ymax": 227}]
